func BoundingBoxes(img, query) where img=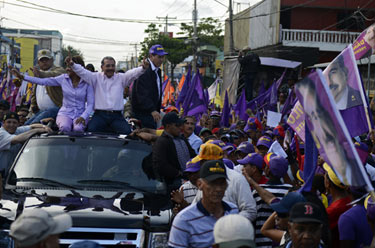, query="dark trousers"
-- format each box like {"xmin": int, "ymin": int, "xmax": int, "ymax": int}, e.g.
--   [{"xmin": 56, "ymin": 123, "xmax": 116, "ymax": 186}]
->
[
  {"xmin": 244, "ymin": 73, "xmax": 256, "ymax": 101},
  {"xmin": 25, "ymin": 107, "xmax": 59, "ymax": 125},
  {"xmin": 87, "ymin": 111, "xmax": 131, "ymax": 134},
  {"xmin": 133, "ymin": 112, "xmax": 157, "ymax": 129}
]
